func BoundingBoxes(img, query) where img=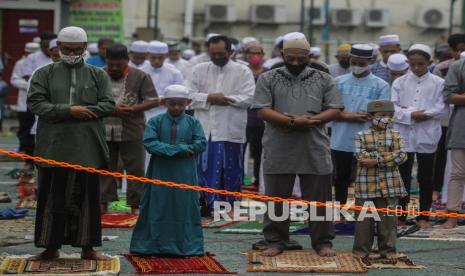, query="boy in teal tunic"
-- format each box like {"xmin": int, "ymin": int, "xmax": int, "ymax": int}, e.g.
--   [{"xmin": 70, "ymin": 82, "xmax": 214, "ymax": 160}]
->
[{"xmin": 130, "ymin": 84, "xmax": 207, "ymax": 256}]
